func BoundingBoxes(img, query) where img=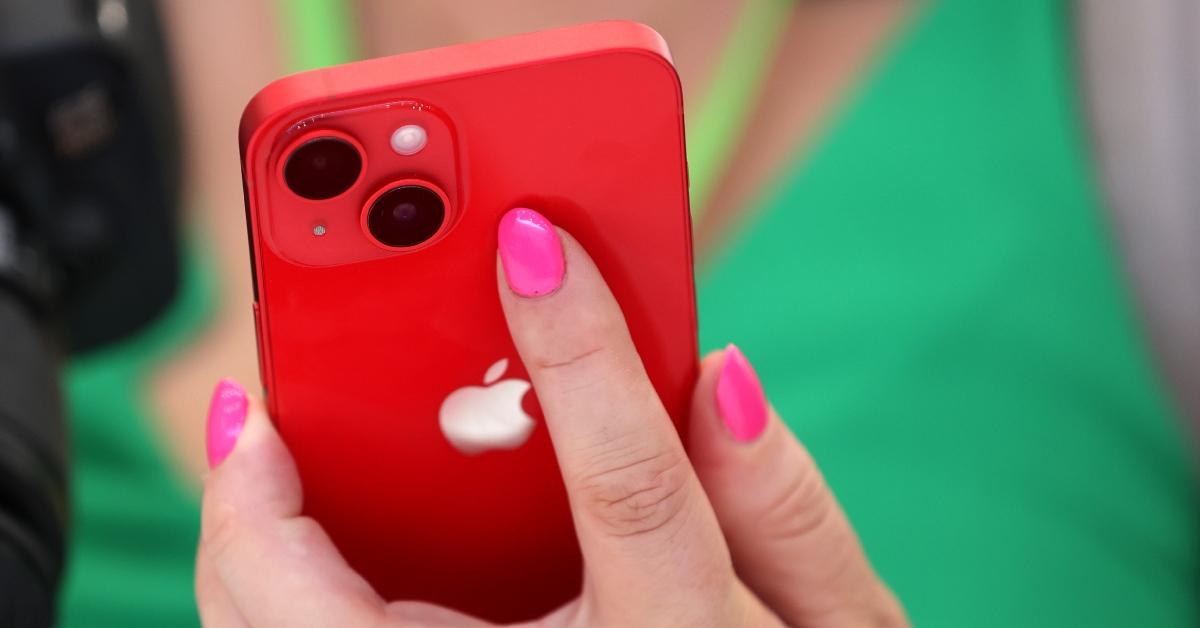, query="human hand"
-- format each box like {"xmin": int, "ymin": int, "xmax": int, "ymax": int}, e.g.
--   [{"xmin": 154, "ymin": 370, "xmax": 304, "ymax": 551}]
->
[{"xmin": 196, "ymin": 208, "xmax": 906, "ymax": 627}]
